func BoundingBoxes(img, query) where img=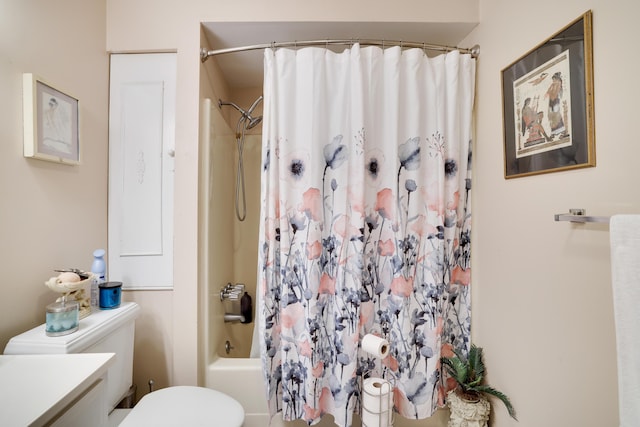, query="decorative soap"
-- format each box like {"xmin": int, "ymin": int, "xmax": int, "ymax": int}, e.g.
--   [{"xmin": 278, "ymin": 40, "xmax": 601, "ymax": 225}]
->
[{"xmin": 45, "ymin": 301, "xmax": 79, "ymax": 336}]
